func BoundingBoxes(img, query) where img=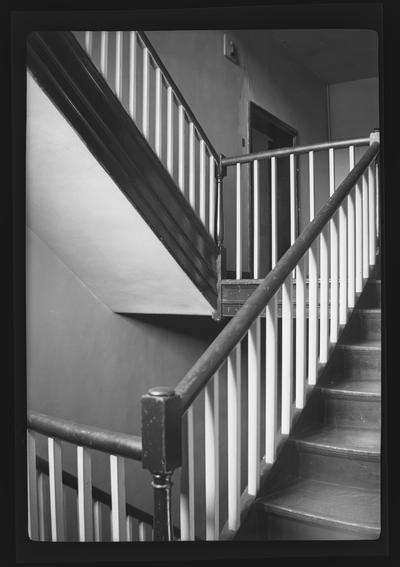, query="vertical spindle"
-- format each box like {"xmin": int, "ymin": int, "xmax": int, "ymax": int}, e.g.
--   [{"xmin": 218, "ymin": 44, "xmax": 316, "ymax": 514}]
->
[
  {"xmin": 189, "ymin": 123, "xmax": 196, "ymax": 208},
  {"xmin": 205, "ymin": 373, "xmax": 220, "ymax": 540},
  {"xmin": 308, "ymin": 151, "xmax": 318, "ymax": 384},
  {"xmin": 129, "ymin": 31, "xmax": 137, "ymax": 121},
  {"xmin": 253, "ymin": 160, "xmax": 260, "ymax": 279},
  {"xmin": 27, "ymin": 431, "xmax": 39, "ymax": 540},
  {"xmin": 281, "ymin": 276, "xmax": 293, "ymax": 433},
  {"xmin": 368, "ymin": 163, "xmax": 376, "ymax": 266},
  {"xmin": 100, "ymin": 31, "xmax": 108, "ymax": 78},
  {"xmin": 236, "ymin": 163, "xmax": 242, "ymax": 279},
  {"xmin": 142, "ymin": 47, "xmax": 150, "ymax": 139},
  {"xmin": 115, "ymin": 31, "xmax": 123, "ymax": 99},
  {"xmin": 167, "ymin": 86, "xmax": 173, "ymax": 175},
  {"xmin": 347, "ymin": 146, "xmax": 356, "ymax": 308},
  {"xmin": 77, "ymin": 446, "xmax": 93, "ymax": 541},
  {"xmin": 295, "ymin": 256, "xmax": 307, "ymax": 408},
  {"xmin": 199, "ymin": 140, "xmax": 206, "ymax": 223},
  {"xmin": 227, "ymin": 344, "xmax": 241, "ymax": 530},
  {"xmin": 155, "ymin": 67, "xmax": 162, "ymax": 158},
  {"xmin": 178, "ymin": 105, "xmax": 185, "ymax": 193},
  {"xmin": 362, "ymin": 172, "xmax": 369, "ymax": 280},
  {"xmin": 110, "ymin": 455, "xmax": 126, "ymax": 541},
  {"xmin": 248, "ymin": 318, "xmax": 261, "ymax": 495},
  {"xmin": 209, "ymin": 157, "xmax": 216, "ymax": 238},
  {"xmin": 329, "ymin": 148, "xmax": 339, "ymax": 343},
  {"xmin": 48, "ymin": 437, "xmax": 65, "ymax": 541}
]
